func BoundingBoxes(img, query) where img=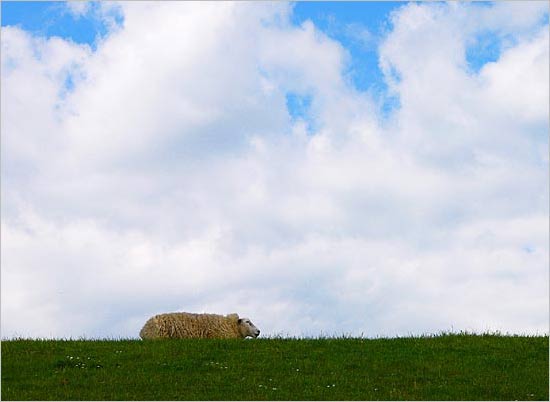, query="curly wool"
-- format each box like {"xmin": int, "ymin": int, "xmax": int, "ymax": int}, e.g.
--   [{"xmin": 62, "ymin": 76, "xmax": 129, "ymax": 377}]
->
[{"xmin": 139, "ymin": 312, "xmax": 242, "ymax": 339}]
